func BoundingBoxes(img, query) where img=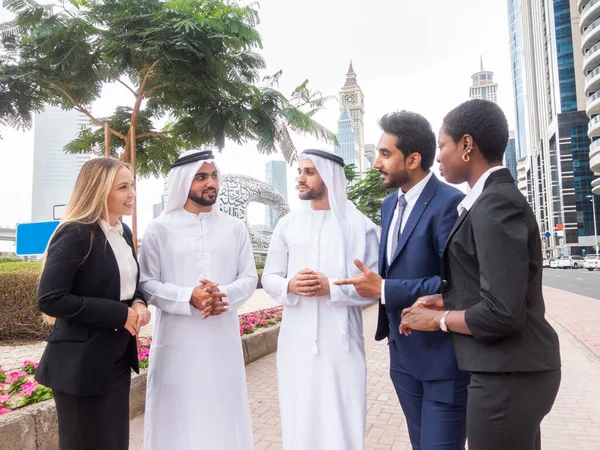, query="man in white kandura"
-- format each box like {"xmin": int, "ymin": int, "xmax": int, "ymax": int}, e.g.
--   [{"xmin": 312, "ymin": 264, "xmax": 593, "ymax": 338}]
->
[
  {"xmin": 139, "ymin": 149, "xmax": 257, "ymax": 450},
  {"xmin": 262, "ymin": 149, "xmax": 380, "ymax": 450}
]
